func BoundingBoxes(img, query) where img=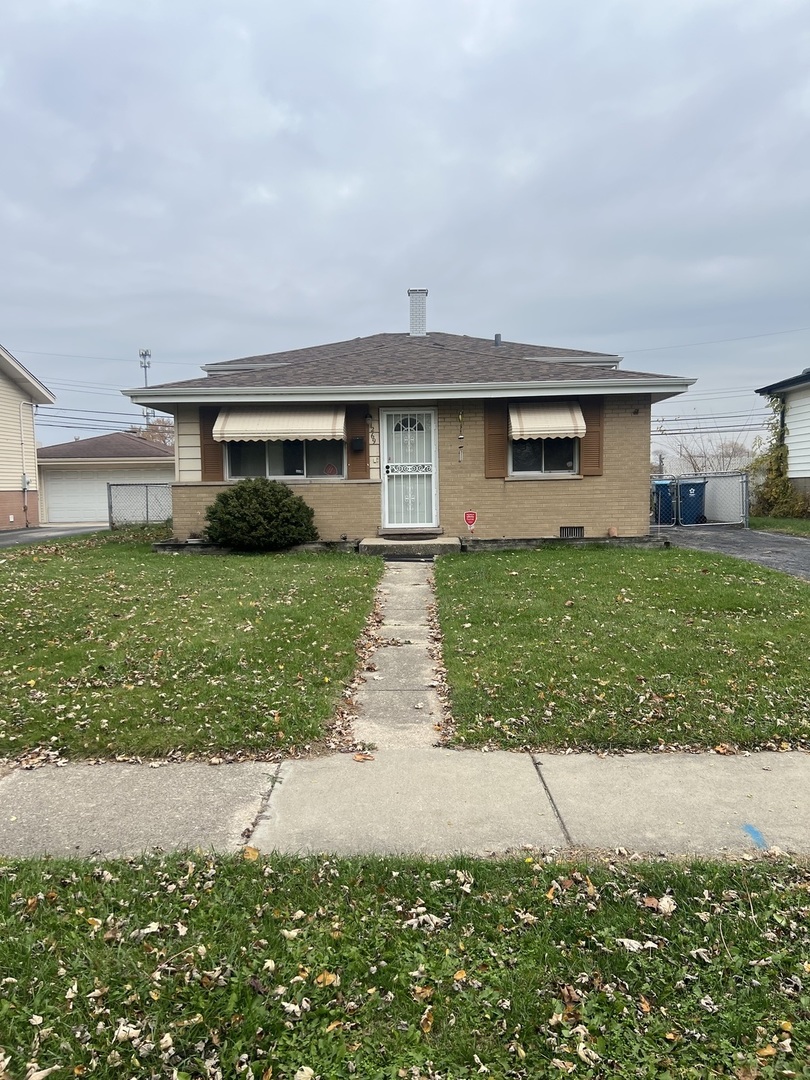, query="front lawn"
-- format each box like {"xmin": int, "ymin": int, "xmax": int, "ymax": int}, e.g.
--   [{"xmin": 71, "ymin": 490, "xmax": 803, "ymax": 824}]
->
[
  {"xmin": 750, "ymin": 517, "xmax": 810, "ymax": 537},
  {"xmin": 435, "ymin": 547, "xmax": 810, "ymax": 752},
  {"xmin": 0, "ymin": 531, "xmax": 382, "ymax": 761},
  {"xmin": 0, "ymin": 853, "xmax": 806, "ymax": 1078}
]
